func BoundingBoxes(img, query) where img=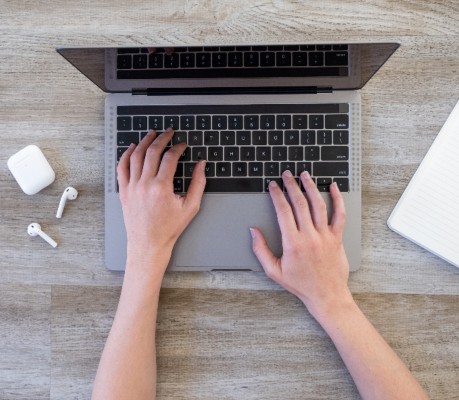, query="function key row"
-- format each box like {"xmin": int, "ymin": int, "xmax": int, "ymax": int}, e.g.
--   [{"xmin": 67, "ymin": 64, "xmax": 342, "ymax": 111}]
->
[
  {"xmin": 117, "ymin": 45, "xmax": 348, "ymax": 54},
  {"xmin": 117, "ymin": 114, "xmax": 349, "ymax": 131}
]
